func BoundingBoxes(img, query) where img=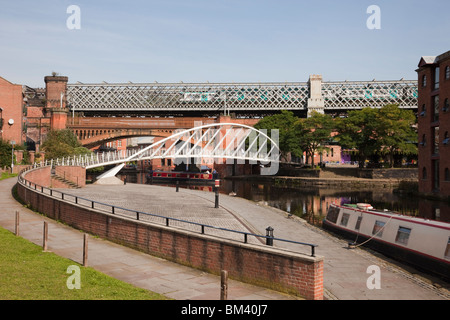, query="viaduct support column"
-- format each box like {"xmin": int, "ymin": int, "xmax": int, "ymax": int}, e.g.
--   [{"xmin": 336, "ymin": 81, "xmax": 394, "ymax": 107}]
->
[
  {"xmin": 45, "ymin": 75, "xmax": 69, "ymax": 130},
  {"xmin": 307, "ymin": 75, "xmax": 325, "ymax": 117}
]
